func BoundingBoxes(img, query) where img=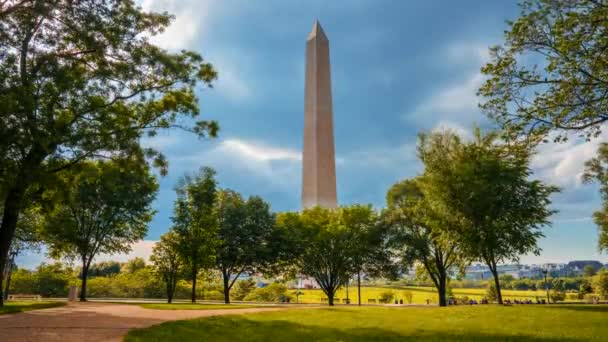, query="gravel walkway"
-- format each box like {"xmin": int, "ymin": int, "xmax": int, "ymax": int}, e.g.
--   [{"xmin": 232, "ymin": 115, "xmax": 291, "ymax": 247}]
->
[{"xmin": 0, "ymin": 302, "xmax": 288, "ymax": 342}]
